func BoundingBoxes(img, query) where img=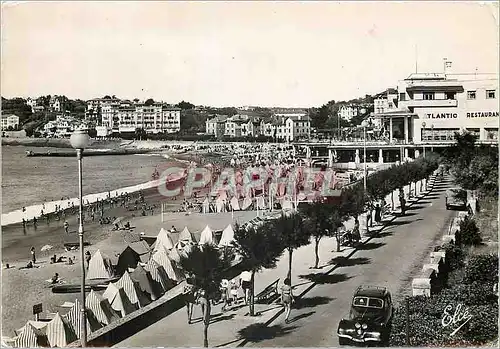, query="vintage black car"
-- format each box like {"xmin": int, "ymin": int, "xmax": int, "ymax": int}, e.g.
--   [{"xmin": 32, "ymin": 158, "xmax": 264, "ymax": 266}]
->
[
  {"xmin": 337, "ymin": 285, "xmax": 393, "ymax": 345},
  {"xmin": 445, "ymin": 188, "xmax": 467, "ymax": 210}
]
